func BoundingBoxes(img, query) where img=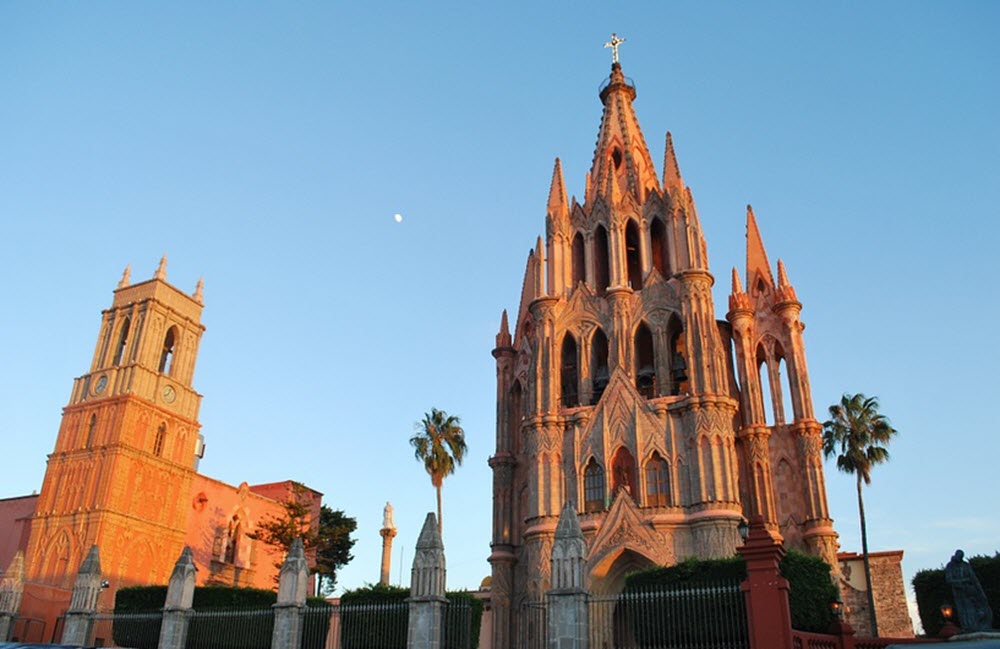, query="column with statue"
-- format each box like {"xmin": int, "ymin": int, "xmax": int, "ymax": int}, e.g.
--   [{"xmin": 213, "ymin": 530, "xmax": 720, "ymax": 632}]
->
[{"xmin": 380, "ymin": 501, "xmax": 397, "ymax": 586}]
